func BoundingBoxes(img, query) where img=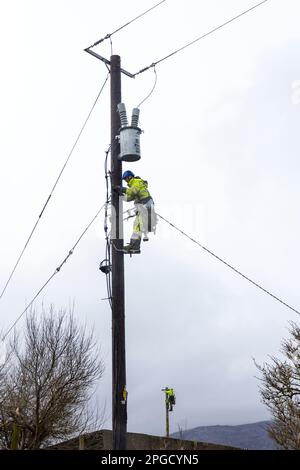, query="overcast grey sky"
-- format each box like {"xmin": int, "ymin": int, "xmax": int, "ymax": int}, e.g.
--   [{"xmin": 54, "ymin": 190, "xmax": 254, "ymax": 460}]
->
[{"xmin": 1, "ymin": 0, "xmax": 300, "ymax": 436}]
